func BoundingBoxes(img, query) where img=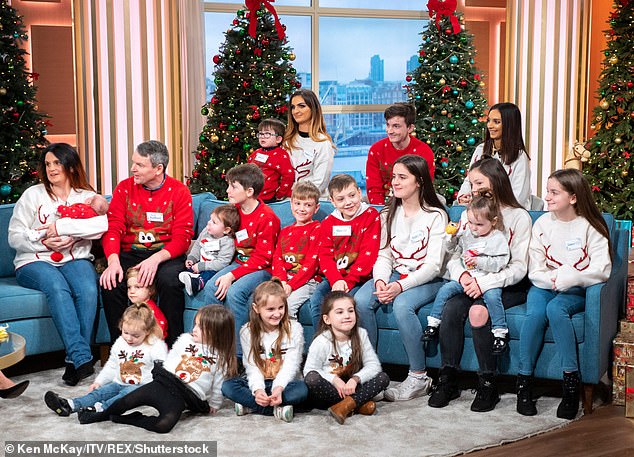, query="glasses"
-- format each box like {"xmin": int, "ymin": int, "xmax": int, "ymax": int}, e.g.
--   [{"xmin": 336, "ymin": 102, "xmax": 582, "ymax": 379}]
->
[{"xmin": 256, "ymin": 132, "xmax": 278, "ymax": 138}]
